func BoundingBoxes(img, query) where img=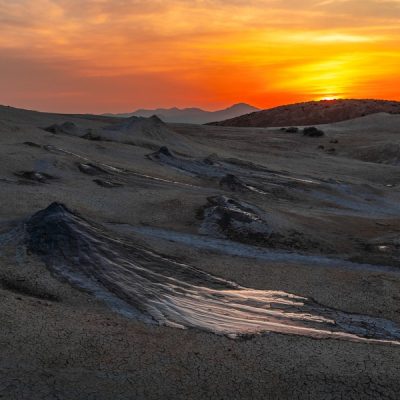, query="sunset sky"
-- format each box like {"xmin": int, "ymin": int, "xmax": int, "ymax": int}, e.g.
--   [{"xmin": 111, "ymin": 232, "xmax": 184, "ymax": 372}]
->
[{"xmin": 0, "ymin": 0, "xmax": 399, "ymax": 113}]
